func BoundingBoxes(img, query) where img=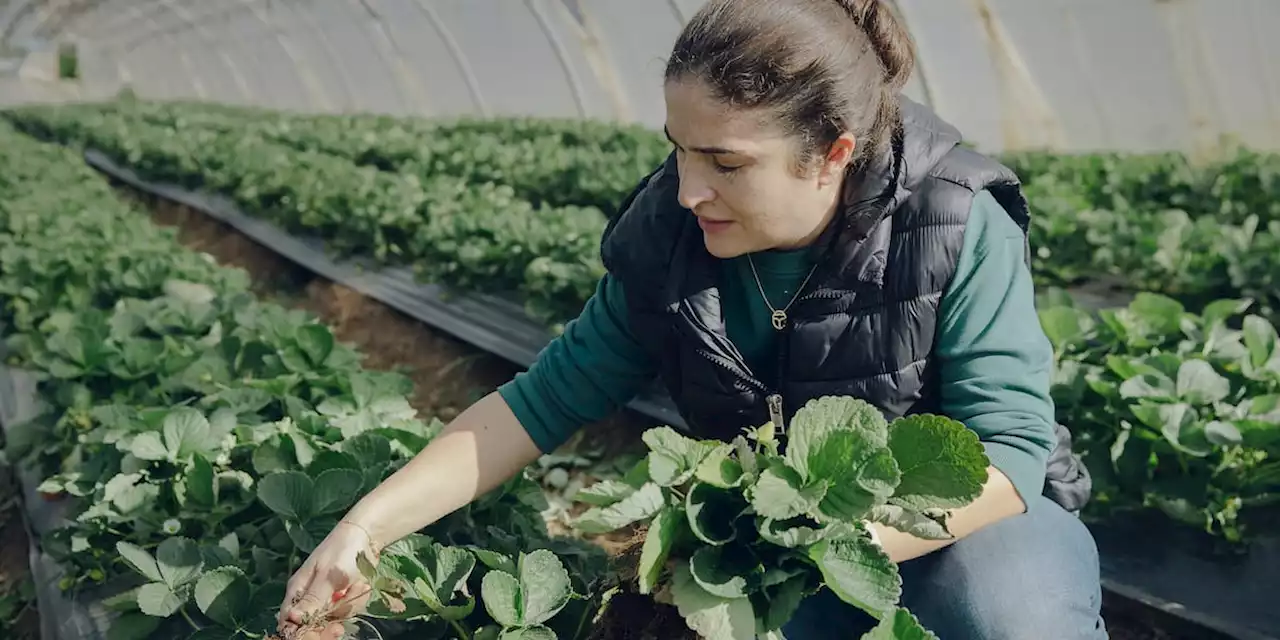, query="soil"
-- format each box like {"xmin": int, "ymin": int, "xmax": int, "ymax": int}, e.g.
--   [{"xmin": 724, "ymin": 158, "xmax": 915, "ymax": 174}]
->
[
  {"xmin": 0, "ymin": 468, "xmax": 40, "ymax": 639},
  {"xmin": 118, "ymin": 186, "xmax": 1202, "ymax": 640}
]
